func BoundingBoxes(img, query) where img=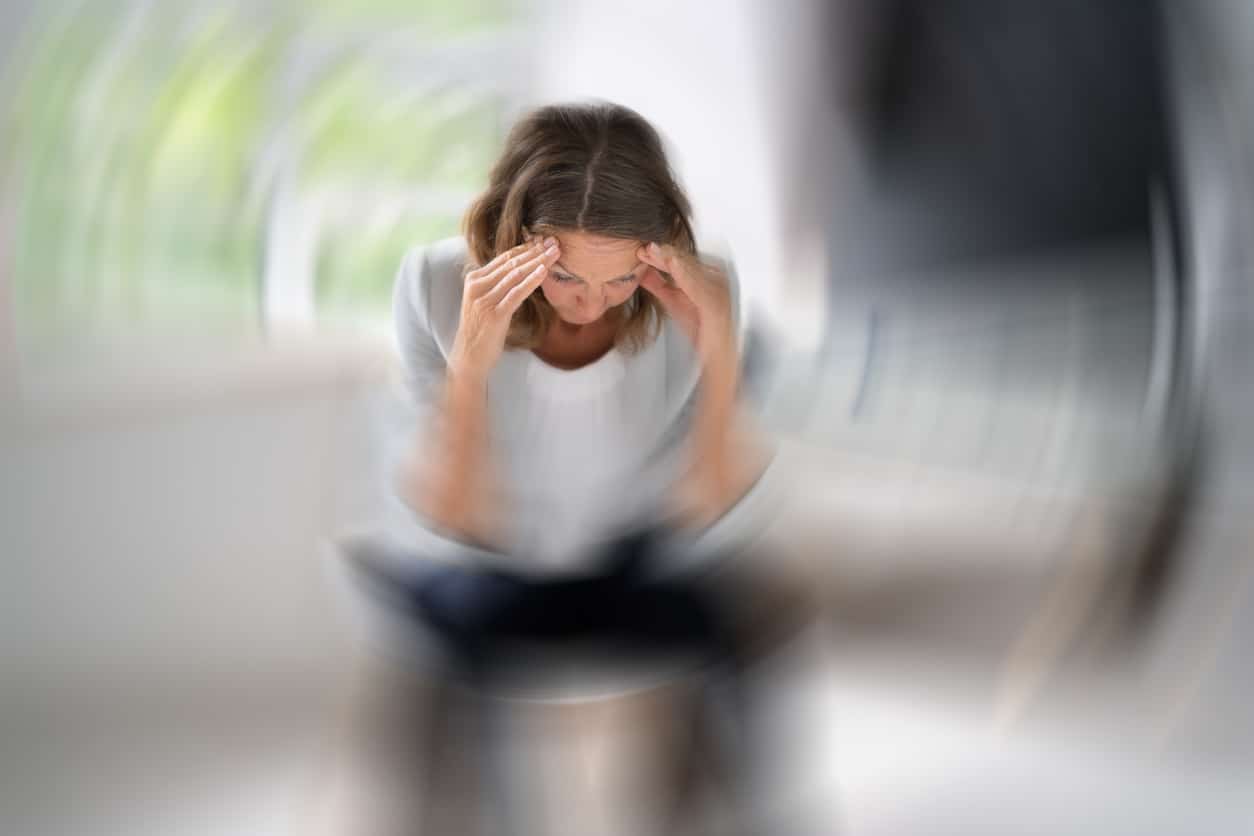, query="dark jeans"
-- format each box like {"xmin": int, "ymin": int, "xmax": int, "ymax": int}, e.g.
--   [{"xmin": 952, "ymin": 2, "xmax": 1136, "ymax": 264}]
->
[
  {"xmin": 349, "ymin": 526, "xmax": 743, "ymax": 683},
  {"xmin": 347, "ymin": 527, "xmax": 768, "ymax": 834}
]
